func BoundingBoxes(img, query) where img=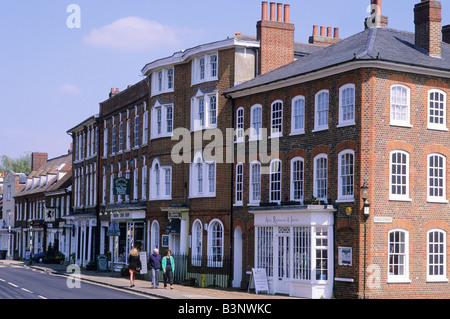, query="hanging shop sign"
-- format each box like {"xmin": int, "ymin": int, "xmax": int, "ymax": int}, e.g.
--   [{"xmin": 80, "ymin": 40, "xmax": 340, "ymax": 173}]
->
[{"xmin": 113, "ymin": 177, "xmax": 130, "ymax": 195}]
